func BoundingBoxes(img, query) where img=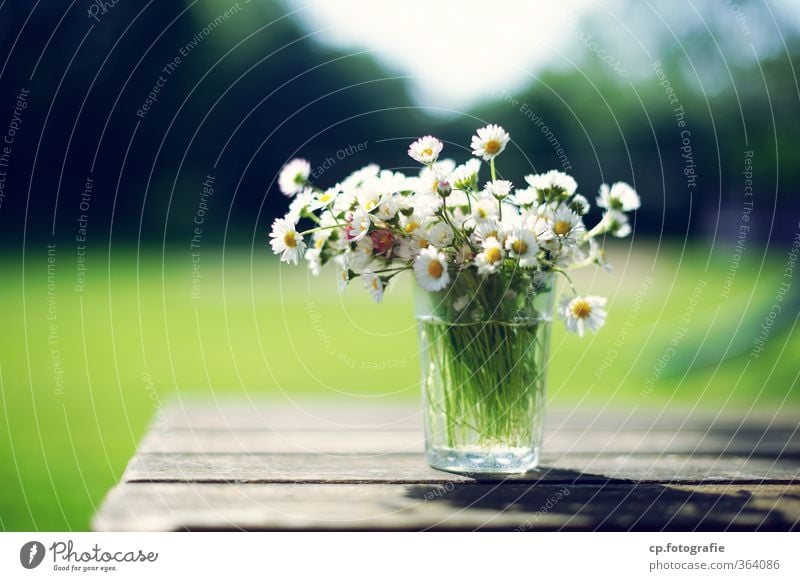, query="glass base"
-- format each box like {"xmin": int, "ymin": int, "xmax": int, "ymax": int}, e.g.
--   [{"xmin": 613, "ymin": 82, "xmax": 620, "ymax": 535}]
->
[{"xmin": 426, "ymin": 445, "xmax": 540, "ymax": 475}]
